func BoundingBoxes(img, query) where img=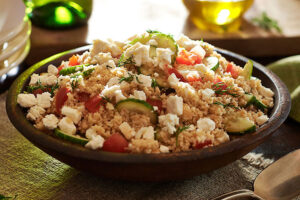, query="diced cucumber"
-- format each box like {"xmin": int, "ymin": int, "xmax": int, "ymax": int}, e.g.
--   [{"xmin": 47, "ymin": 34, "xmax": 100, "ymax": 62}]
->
[
  {"xmin": 54, "ymin": 129, "xmax": 88, "ymax": 146},
  {"xmin": 242, "ymin": 60, "xmax": 253, "ymax": 80},
  {"xmin": 115, "ymin": 98, "xmax": 158, "ymax": 124},
  {"xmin": 244, "ymin": 93, "xmax": 268, "ymax": 111},
  {"xmin": 204, "ymin": 56, "xmax": 219, "ymax": 71},
  {"xmin": 130, "ymin": 31, "xmax": 178, "ymax": 63},
  {"xmin": 149, "ymin": 45, "xmax": 157, "ymax": 58},
  {"xmin": 140, "ymin": 66, "xmax": 169, "ymax": 88},
  {"xmin": 225, "ymin": 117, "xmax": 256, "ymax": 135}
]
